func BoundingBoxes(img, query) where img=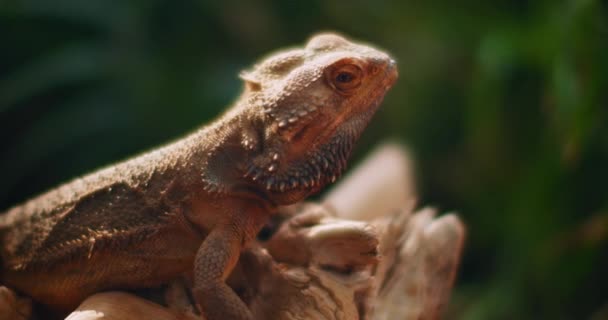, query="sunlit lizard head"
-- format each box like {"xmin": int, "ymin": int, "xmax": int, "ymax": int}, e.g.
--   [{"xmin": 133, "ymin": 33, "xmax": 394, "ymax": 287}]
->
[{"xmin": 239, "ymin": 32, "xmax": 398, "ymax": 204}]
